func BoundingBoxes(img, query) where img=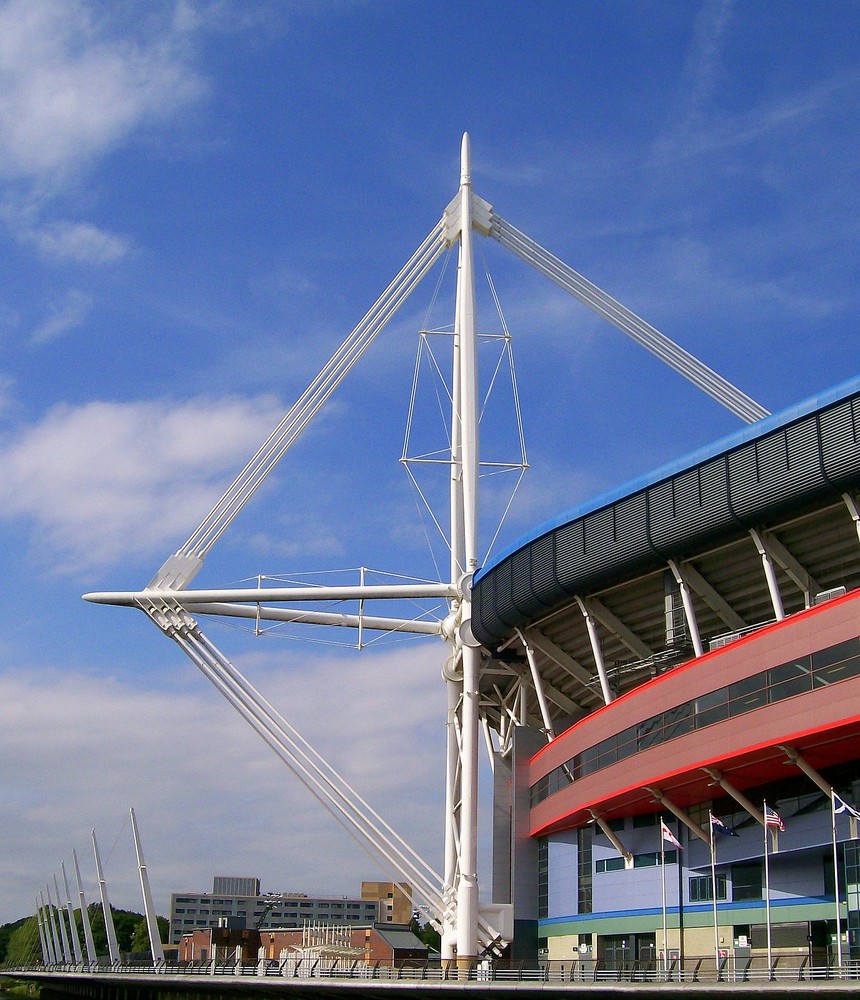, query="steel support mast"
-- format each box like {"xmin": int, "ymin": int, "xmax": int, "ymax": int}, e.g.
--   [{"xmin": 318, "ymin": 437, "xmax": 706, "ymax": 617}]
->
[
  {"xmin": 445, "ymin": 133, "xmax": 482, "ymax": 966},
  {"xmin": 83, "ymin": 133, "xmax": 769, "ymax": 965}
]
